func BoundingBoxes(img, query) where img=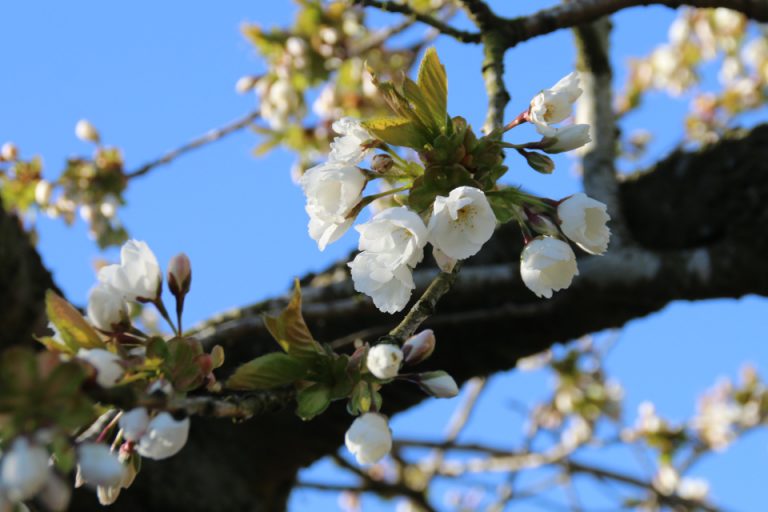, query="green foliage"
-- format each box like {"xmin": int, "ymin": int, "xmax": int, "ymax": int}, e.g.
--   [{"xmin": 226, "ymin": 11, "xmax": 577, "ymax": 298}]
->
[
  {"xmin": 263, "ymin": 279, "xmax": 325, "ymax": 361},
  {"xmin": 0, "ymin": 348, "xmax": 94, "ymax": 437},
  {"xmin": 227, "ymin": 352, "xmax": 310, "ymax": 390}
]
